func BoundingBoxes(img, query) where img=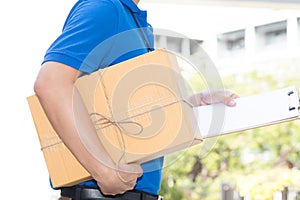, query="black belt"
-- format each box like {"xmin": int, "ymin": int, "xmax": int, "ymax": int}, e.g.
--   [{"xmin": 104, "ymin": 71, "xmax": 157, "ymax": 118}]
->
[{"xmin": 61, "ymin": 186, "xmax": 163, "ymax": 200}]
